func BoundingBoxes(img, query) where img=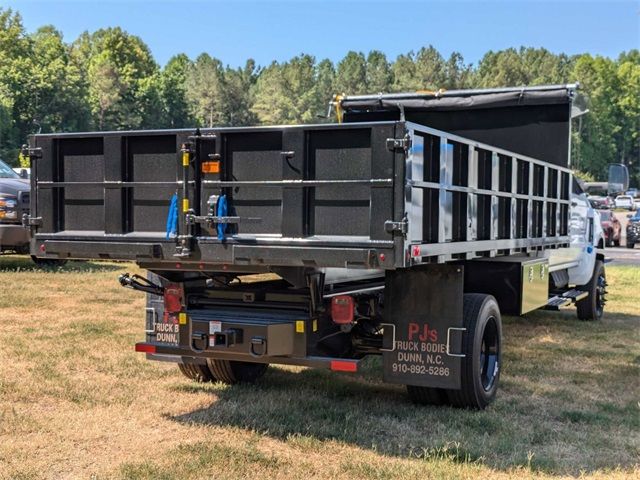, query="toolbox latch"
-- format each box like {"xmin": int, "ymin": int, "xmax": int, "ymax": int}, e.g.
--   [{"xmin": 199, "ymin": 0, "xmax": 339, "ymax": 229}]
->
[
  {"xmin": 386, "ymin": 135, "xmax": 411, "ymax": 152},
  {"xmin": 22, "ymin": 214, "xmax": 42, "ymax": 228},
  {"xmin": 385, "ymin": 218, "xmax": 408, "ymax": 235}
]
